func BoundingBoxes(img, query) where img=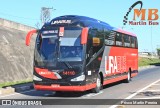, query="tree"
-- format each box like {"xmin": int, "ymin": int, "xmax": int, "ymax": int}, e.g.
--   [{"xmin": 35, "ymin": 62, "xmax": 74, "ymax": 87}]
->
[{"xmin": 157, "ymin": 48, "xmax": 160, "ymax": 57}]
